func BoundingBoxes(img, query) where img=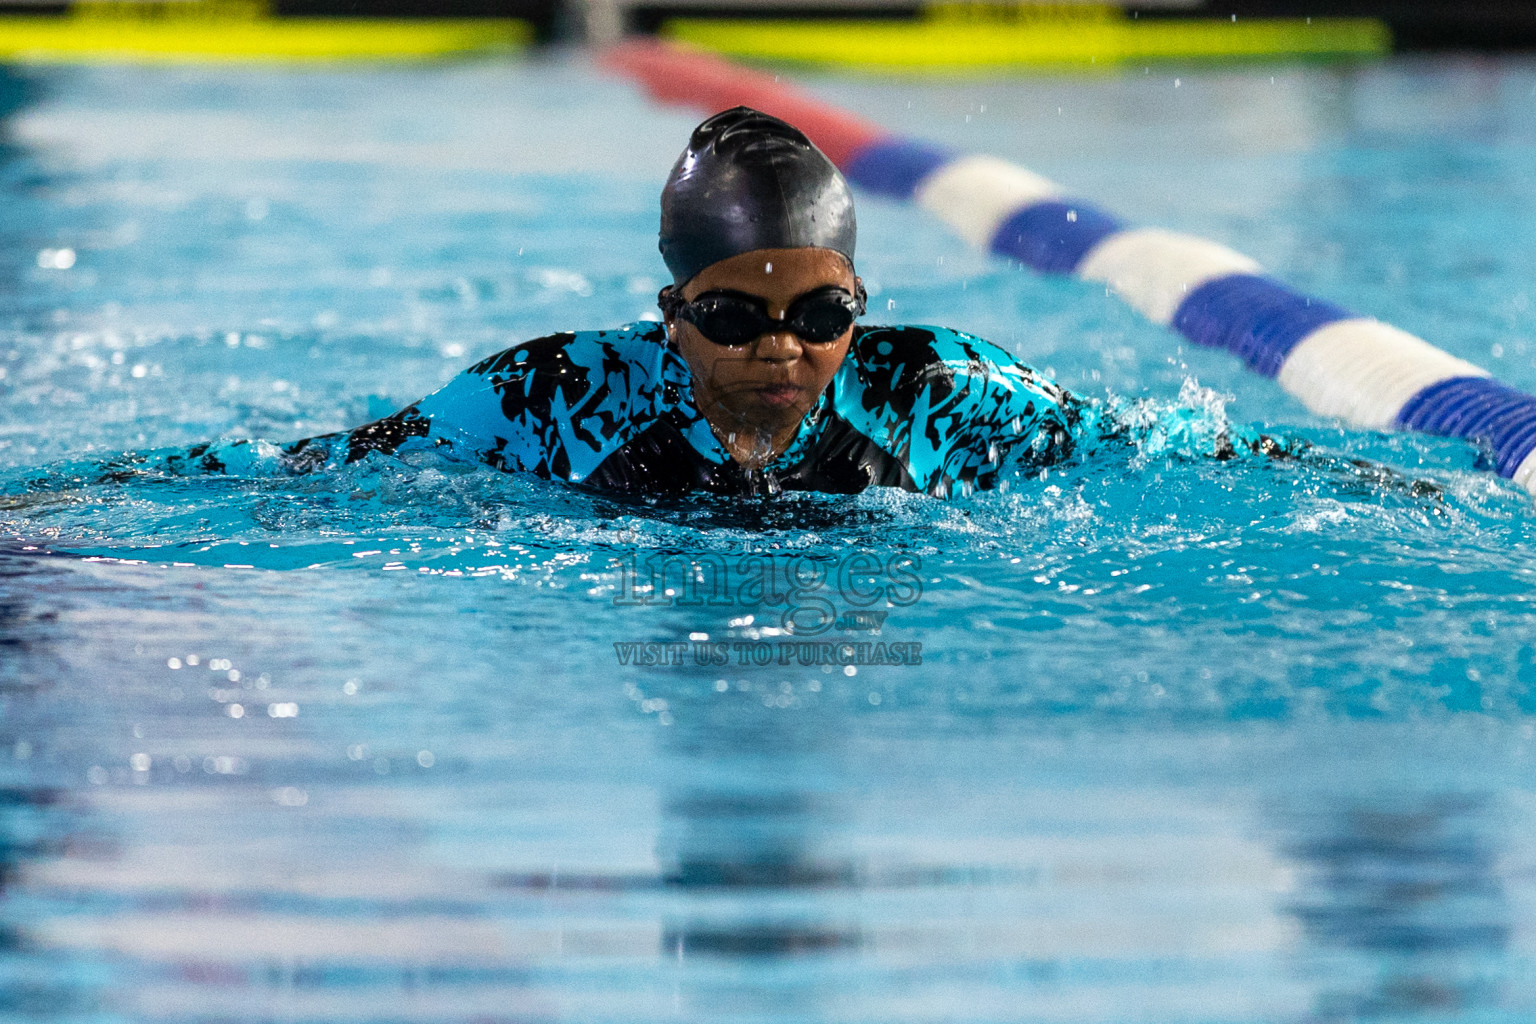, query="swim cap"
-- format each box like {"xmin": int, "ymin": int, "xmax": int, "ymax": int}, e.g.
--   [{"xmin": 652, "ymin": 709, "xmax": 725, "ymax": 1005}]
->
[{"xmin": 659, "ymin": 106, "xmax": 857, "ymax": 286}]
